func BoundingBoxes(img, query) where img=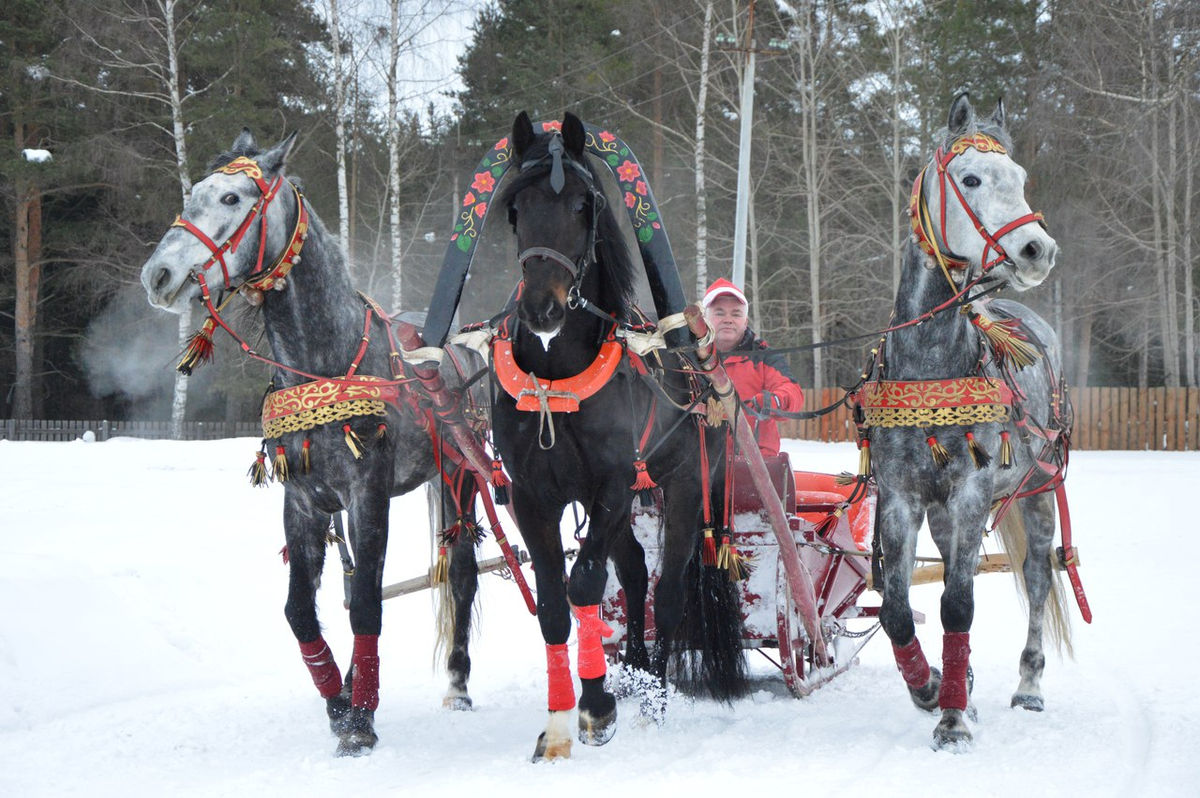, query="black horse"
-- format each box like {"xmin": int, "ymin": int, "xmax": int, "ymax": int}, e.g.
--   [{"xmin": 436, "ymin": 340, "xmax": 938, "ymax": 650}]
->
[
  {"xmin": 867, "ymin": 94, "xmax": 1073, "ymax": 750},
  {"xmin": 489, "ymin": 112, "xmax": 745, "ymax": 760},
  {"xmin": 140, "ymin": 130, "xmax": 484, "ymax": 756}
]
